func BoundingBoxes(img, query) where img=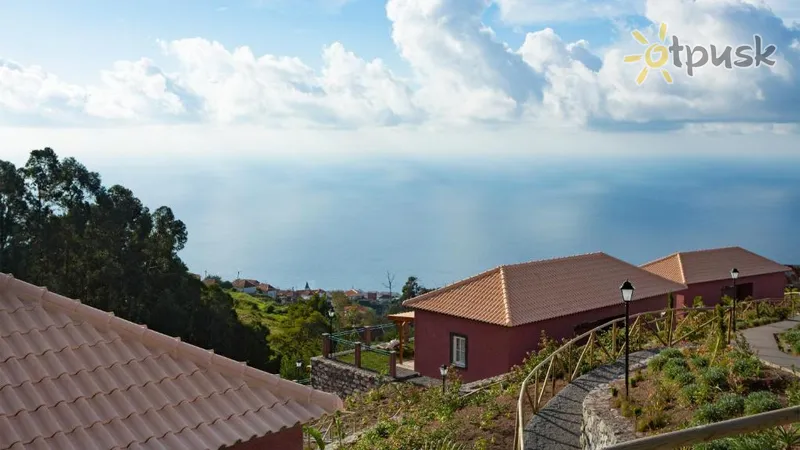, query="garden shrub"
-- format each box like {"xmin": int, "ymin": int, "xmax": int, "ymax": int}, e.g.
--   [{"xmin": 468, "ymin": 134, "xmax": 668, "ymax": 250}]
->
[
  {"xmin": 744, "ymin": 391, "xmax": 781, "ymax": 415},
  {"xmin": 660, "ymin": 348, "xmax": 684, "ymax": 360},
  {"xmin": 675, "ymin": 371, "xmax": 696, "ymax": 387},
  {"xmin": 663, "ymin": 358, "xmax": 689, "ymax": 381},
  {"xmin": 648, "ymin": 355, "xmax": 667, "ymax": 372},
  {"xmin": 786, "ymin": 378, "xmax": 800, "ymax": 406},
  {"xmin": 679, "ymin": 383, "xmax": 699, "ymax": 406},
  {"xmin": 702, "ymin": 367, "xmax": 729, "ymax": 390},
  {"xmin": 691, "ymin": 355, "xmax": 709, "ymax": 369},
  {"xmin": 732, "ymin": 357, "xmax": 761, "ymax": 380},
  {"xmin": 636, "ymin": 409, "xmax": 670, "ymax": 432},
  {"xmin": 694, "ymin": 393, "xmax": 744, "ymax": 424}
]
